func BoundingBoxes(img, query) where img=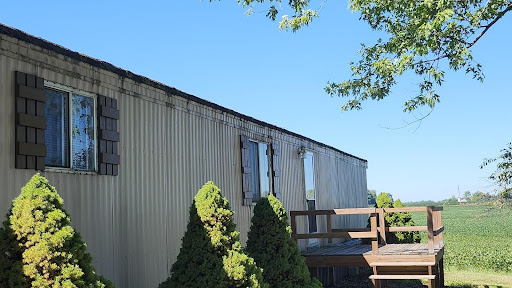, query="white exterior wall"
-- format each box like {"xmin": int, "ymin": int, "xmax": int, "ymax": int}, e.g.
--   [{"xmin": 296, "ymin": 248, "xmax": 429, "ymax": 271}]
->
[{"xmin": 0, "ymin": 28, "xmax": 368, "ymax": 288}]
